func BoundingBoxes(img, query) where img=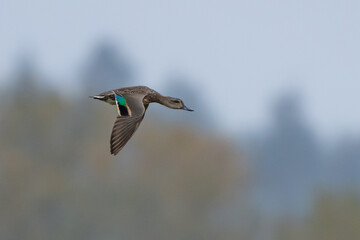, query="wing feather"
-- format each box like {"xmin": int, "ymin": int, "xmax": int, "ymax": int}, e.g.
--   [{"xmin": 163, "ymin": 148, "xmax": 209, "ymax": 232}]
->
[
  {"xmin": 110, "ymin": 93, "xmax": 146, "ymax": 155},
  {"xmin": 110, "ymin": 115, "xmax": 144, "ymax": 155}
]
